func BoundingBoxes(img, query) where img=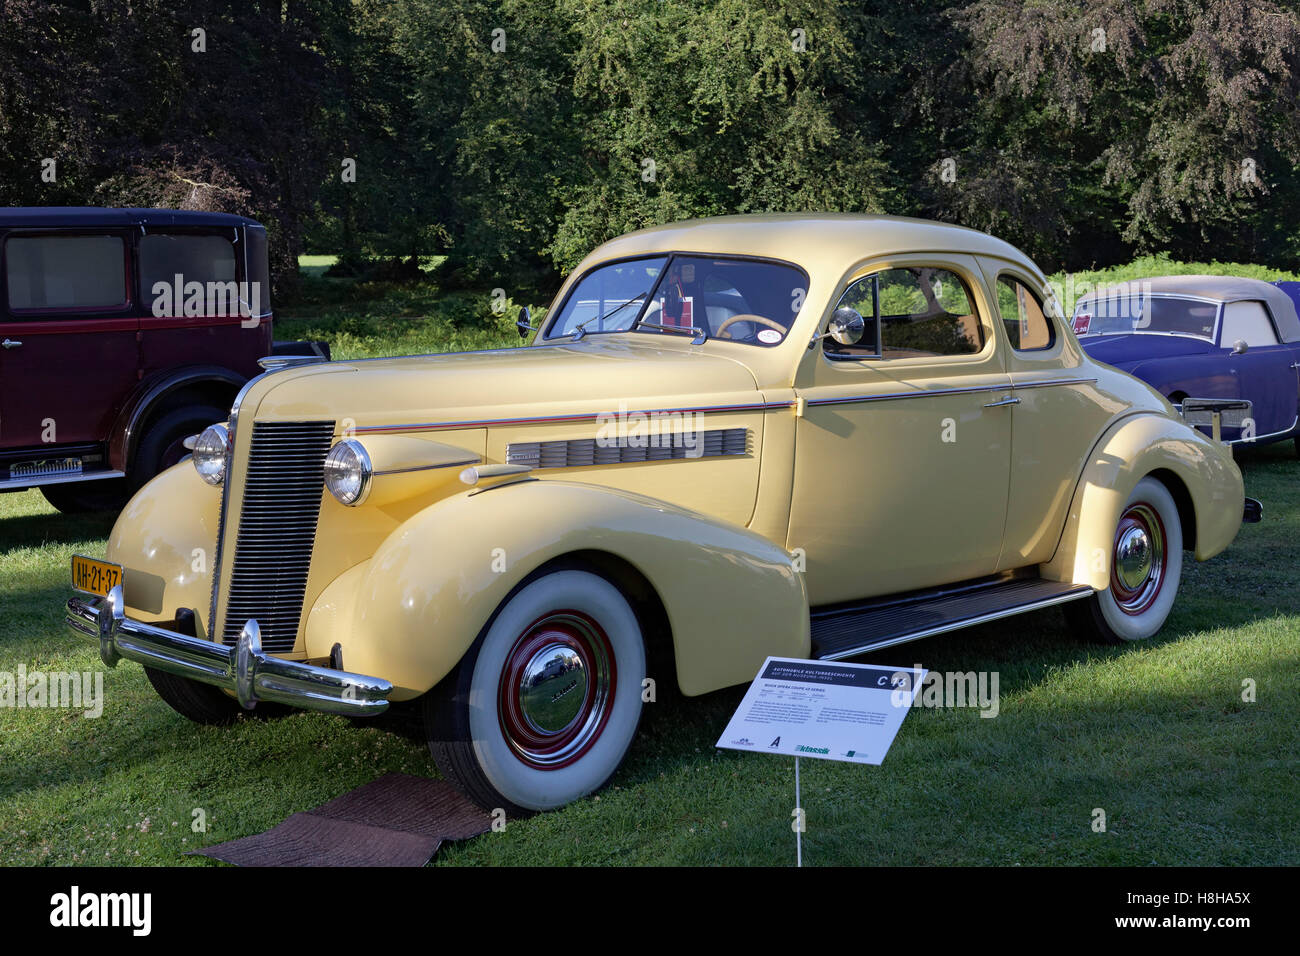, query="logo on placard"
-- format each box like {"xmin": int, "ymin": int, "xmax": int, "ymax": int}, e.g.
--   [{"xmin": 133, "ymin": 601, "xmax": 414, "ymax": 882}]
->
[
  {"xmin": 795, "ymin": 744, "xmax": 829, "ymax": 754},
  {"xmin": 730, "ymin": 738, "xmax": 754, "ymax": 747},
  {"xmin": 769, "ymin": 736, "xmax": 781, "ymax": 748}
]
